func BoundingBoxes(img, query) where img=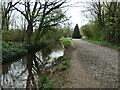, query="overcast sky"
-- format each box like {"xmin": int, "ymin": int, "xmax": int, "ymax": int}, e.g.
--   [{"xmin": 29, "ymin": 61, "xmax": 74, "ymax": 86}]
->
[
  {"xmin": 64, "ymin": 0, "xmax": 120, "ymax": 28},
  {"xmin": 9, "ymin": 0, "xmax": 120, "ymax": 29},
  {"xmin": 10, "ymin": 0, "xmax": 91, "ymax": 29},
  {"xmin": 65, "ymin": 0, "xmax": 91, "ymax": 28},
  {"xmin": 3, "ymin": 0, "xmax": 120, "ymax": 29}
]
